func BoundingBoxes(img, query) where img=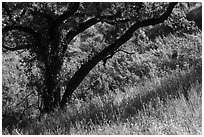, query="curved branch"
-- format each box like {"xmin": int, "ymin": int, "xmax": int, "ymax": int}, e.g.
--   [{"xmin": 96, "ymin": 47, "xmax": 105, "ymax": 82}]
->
[
  {"xmin": 54, "ymin": 2, "xmax": 80, "ymax": 28},
  {"xmin": 3, "ymin": 25, "xmax": 41, "ymax": 51},
  {"xmin": 117, "ymin": 49, "xmax": 136, "ymax": 54},
  {"xmin": 3, "ymin": 44, "xmax": 32, "ymax": 51},
  {"xmin": 106, "ymin": 2, "xmax": 178, "ymax": 56},
  {"xmin": 66, "ymin": 17, "xmax": 99, "ymax": 43},
  {"xmin": 65, "ymin": 13, "xmax": 129, "ymax": 43},
  {"xmin": 3, "ymin": 25, "xmax": 39, "ymax": 38}
]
